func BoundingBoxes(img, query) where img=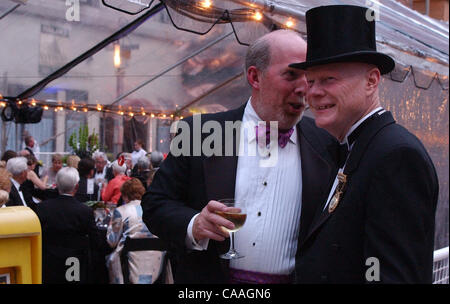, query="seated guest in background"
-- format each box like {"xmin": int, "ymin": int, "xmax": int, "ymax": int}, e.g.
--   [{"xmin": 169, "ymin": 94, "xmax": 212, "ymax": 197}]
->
[
  {"xmin": 131, "ymin": 156, "xmax": 154, "ymax": 189},
  {"xmin": 75, "ymin": 157, "xmax": 99, "ymax": 203},
  {"xmin": 21, "ymin": 155, "xmax": 48, "ymax": 203},
  {"xmin": 25, "ymin": 155, "xmax": 48, "ymax": 190},
  {"xmin": 41, "ymin": 153, "xmax": 63, "ymax": 187},
  {"xmin": 149, "ymin": 151, "xmax": 164, "ymax": 171},
  {"xmin": 0, "ymin": 168, "xmax": 11, "ymax": 208},
  {"xmin": 122, "ymin": 152, "xmax": 133, "ymax": 177},
  {"xmin": 1, "ymin": 150, "xmax": 18, "ymax": 168},
  {"xmin": 0, "ymin": 189, "xmax": 9, "ymax": 207},
  {"xmin": 35, "ymin": 167, "xmax": 98, "ymax": 284},
  {"xmin": 93, "ymin": 151, "xmax": 110, "ymax": 186},
  {"xmin": 101, "ymin": 160, "xmax": 131, "ymax": 204},
  {"xmin": 0, "ymin": 168, "xmax": 11, "ymax": 192},
  {"xmin": 5, "ymin": 157, "xmax": 36, "ymax": 211},
  {"xmin": 106, "ymin": 178, "xmax": 165, "ymax": 284},
  {"xmin": 66, "ymin": 155, "xmax": 81, "ymax": 169},
  {"xmin": 131, "ymin": 140, "xmax": 147, "ymax": 168},
  {"xmin": 105, "ymin": 152, "xmax": 122, "ymax": 182}
]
